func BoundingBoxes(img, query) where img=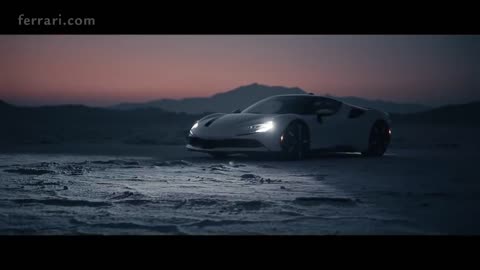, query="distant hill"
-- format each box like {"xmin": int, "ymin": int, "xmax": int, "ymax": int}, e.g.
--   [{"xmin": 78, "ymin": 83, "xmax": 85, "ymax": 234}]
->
[
  {"xmin": 113, "ymin": 83, "xmax": 306, "ymax": 113},
  {"xmin": 0, "ymin": 102, "xmax": 203, "ymax": 145},
  {"xmin": 333, "ymin": 96, "xmax": 431, "ymax": 114},
  {"xmin": 112, "ymin": 83, "xmax": 430, "ymax": 114},
  {"xmin": 0, "ymin": 100, "xmax": 12, "ymax": 108},
  {"xmin": 391, "ymin": 101, "xmax": 480, "ymax": 125},
  {"xmin": 391, "ymin": 101, "xmax": 480, "ymax": 127}
]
